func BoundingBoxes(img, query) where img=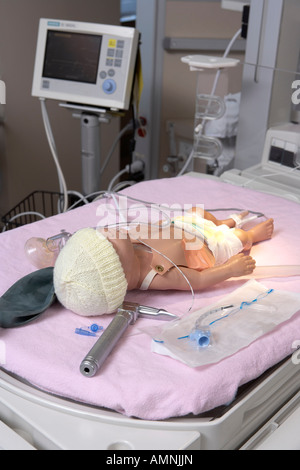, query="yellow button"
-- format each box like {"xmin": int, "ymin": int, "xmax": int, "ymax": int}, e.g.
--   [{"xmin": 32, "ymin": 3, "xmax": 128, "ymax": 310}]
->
[
  {"xmin": 108, "ymin": 39, "xmax": 116, "ymax": 48},
  {"xmin": 155, "ymin": 265, "xmax": 164, "ymax": 273}
]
